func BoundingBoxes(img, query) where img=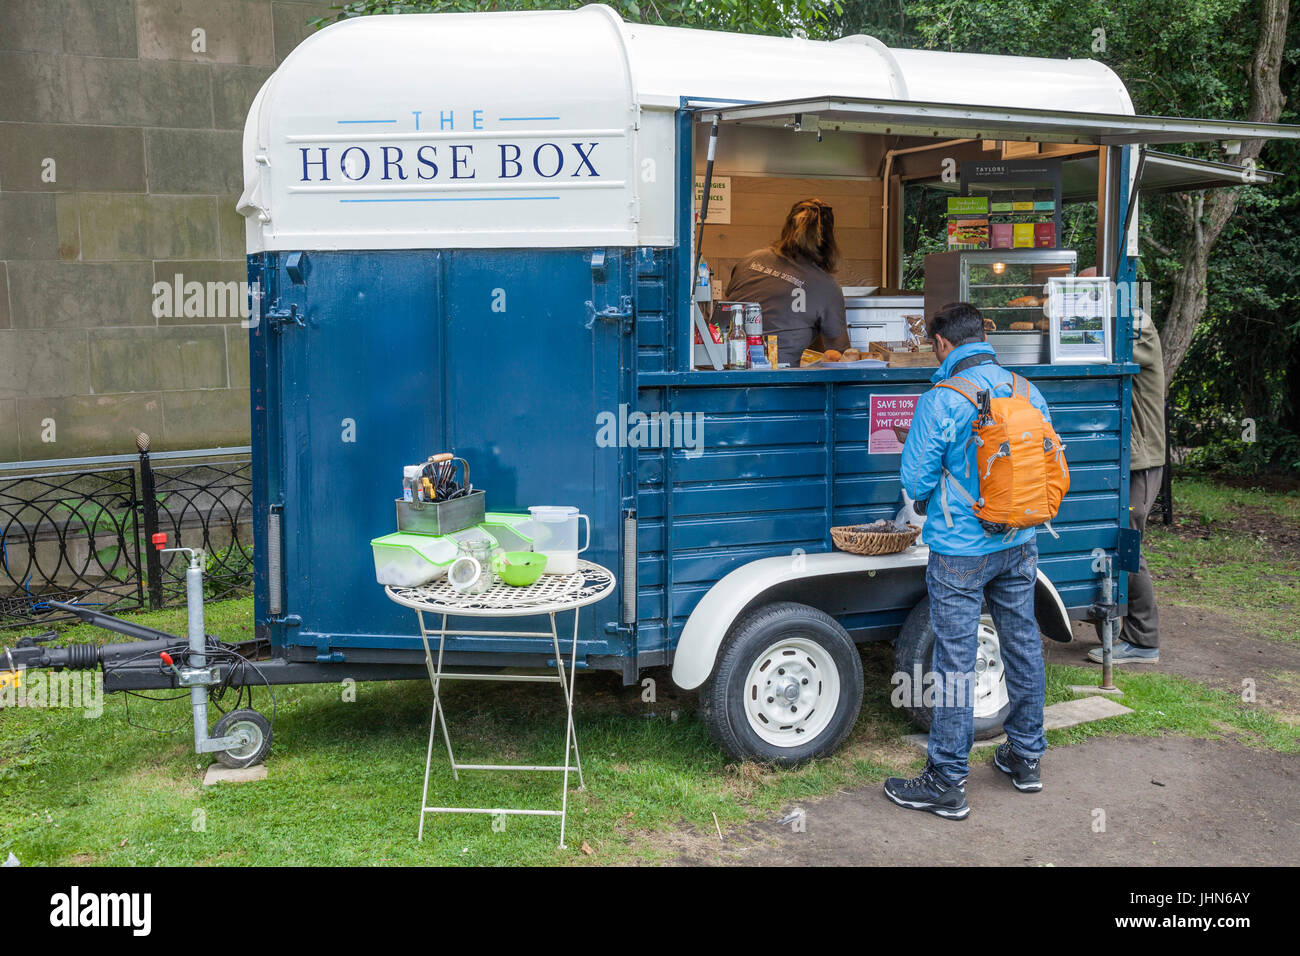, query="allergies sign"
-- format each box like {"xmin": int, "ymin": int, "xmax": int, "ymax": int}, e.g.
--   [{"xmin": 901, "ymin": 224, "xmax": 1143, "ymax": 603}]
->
[{"xmin": 868, "ymin": 394, "xmax": 918, "ymax": 455}]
